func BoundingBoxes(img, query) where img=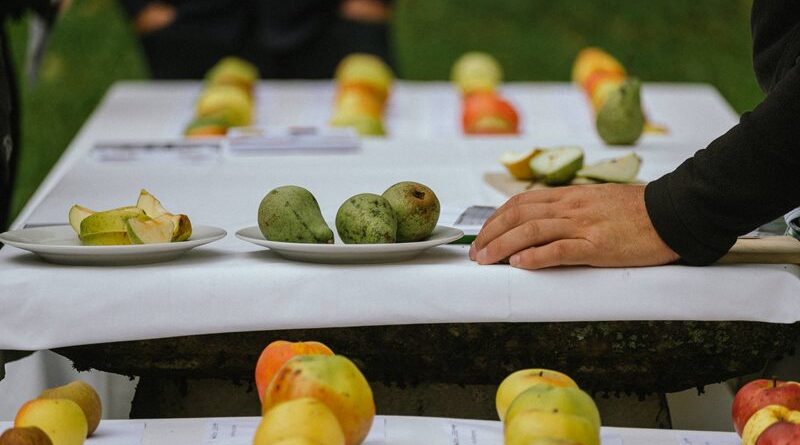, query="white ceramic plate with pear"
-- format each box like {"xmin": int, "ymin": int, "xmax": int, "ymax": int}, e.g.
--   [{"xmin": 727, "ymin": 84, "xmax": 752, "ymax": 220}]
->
[
  {"xmin": 0, "ymin": 225, "xmax": 226, "ymax": 266},
  {"xmin": 236, "ymin": 225, "xmax": 464, "ymax": 264}
]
